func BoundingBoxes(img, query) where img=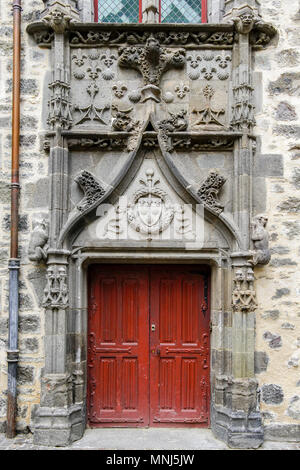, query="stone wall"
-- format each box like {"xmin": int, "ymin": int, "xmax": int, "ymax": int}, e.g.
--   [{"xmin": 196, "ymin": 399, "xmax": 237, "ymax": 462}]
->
[
  {"xmin": 0, "ymin": 0, "xmax": 50, "ymax": 432},
  {"xmin": 254, "ymin": 0, "xmax": 300, "ymax": 440},
  {"xmin": 0, "ymin": 0, "xmax": 299, "ymax": 439}
]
